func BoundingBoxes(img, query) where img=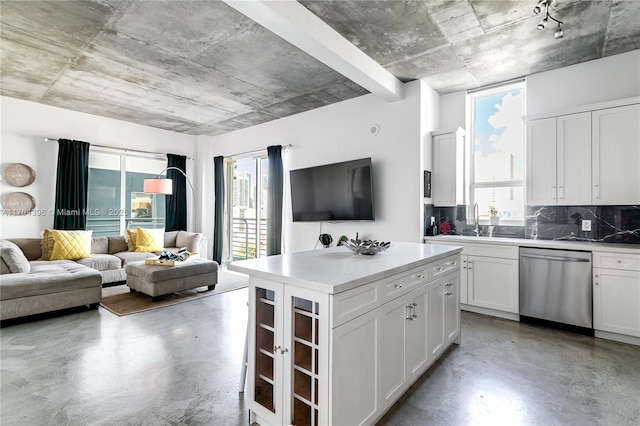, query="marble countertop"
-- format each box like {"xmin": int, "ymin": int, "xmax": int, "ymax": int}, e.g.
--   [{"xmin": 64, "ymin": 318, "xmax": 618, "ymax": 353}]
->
[
  {"xmin": 228, "ymin": 242, "xmax": 462, "ymax": 294},
  {"xmin": 424, "ymin": 235, "xmax": 640, "ymax": 255}
]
